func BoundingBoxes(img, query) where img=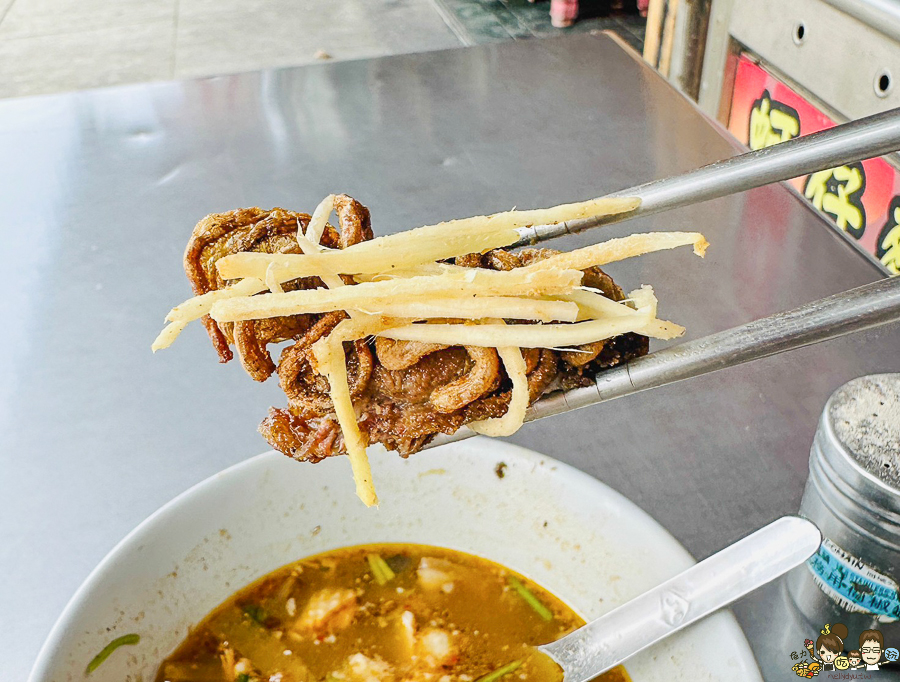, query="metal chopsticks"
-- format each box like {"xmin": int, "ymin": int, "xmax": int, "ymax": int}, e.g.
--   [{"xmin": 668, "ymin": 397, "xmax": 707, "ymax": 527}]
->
[
  {"xmin": 424, "ymin": 110, "xmax": 900, "ymax": 447},
  {"xmin": 427, "ymin": 268, "xmax": 900, "ymax": 449},
  {"xmin": 514, "ymin": 106, "xmax": 900, "ymax": 247}
]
